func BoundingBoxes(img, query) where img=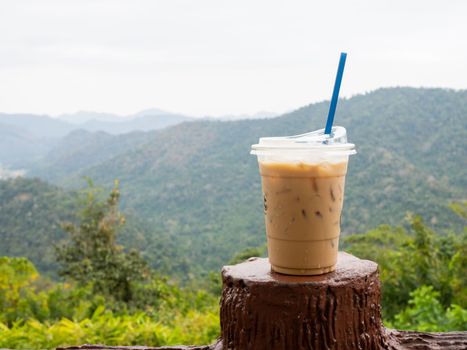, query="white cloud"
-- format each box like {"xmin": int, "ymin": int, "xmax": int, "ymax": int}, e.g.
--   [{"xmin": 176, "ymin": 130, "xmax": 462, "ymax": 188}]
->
[{"xmin": 0, "ymin": 0, "xmax": 466, "ymax": 116}]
